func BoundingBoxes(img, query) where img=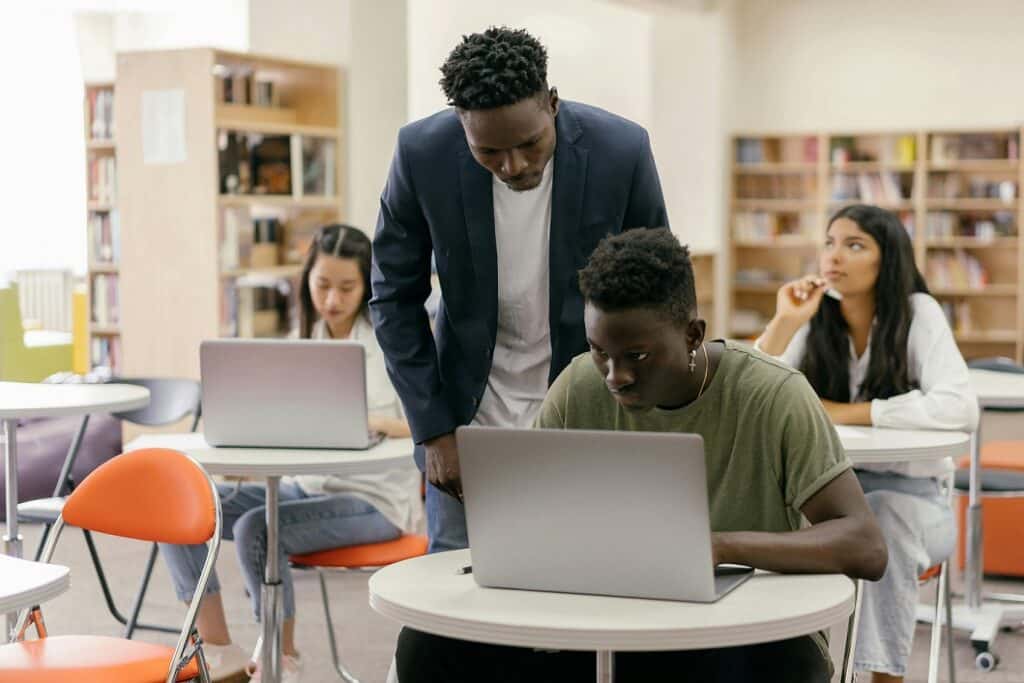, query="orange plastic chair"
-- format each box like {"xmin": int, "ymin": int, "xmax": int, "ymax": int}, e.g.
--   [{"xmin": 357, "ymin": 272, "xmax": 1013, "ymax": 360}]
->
[
  {"xmin": 955, "ymin": 446, "xmax": 1024, "ymax": 577},
  {"xmin": 0, "ymin": 448, "xmax": 222, "ymax": 683},
  {"xmin": 290, "ymin": 534, "xmax": 428, "ymax": 682}
]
